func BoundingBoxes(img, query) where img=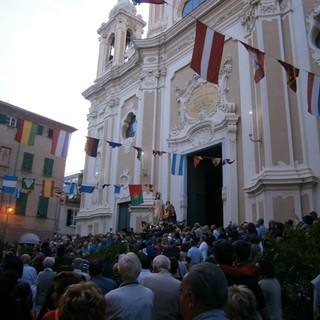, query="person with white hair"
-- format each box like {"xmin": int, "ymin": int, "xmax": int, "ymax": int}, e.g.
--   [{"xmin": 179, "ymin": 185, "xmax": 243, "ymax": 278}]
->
[
  {"xmin": 105, "ymin": 252, "xmax": 154, "ymax": 320},
  {"xmin": 35, "ymin": 256, "xmax": 55, "ymax": 315},
  {"xmin": 72, "ymin": 257, "xmax": 90, "ymax": 281},
  {"xmin": 141, "ymin": 254, "xmax": 181, "ymax": 320}
]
